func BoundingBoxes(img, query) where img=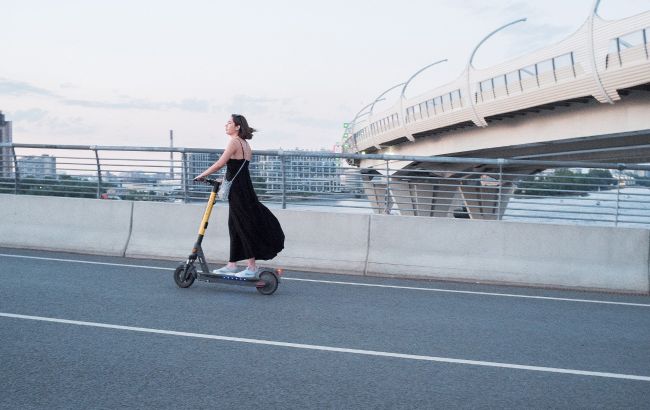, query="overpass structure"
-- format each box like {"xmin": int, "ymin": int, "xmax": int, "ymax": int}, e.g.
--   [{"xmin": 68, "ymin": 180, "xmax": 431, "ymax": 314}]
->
[{"xmin": 344, "ymin": 5, "xmax": 650, "ymax": 219}]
